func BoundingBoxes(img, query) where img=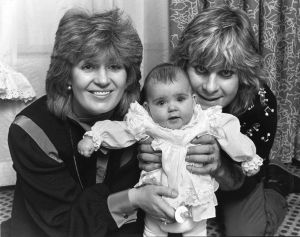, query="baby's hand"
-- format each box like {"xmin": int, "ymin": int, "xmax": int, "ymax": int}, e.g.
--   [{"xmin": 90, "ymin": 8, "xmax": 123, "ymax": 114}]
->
[{"xmin": 77, "ymin": 137, "xmax": 95, "ymax": 157}]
